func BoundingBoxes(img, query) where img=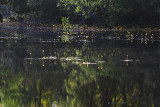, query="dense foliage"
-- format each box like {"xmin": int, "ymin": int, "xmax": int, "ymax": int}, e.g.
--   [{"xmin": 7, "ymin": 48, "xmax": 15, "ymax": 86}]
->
[{"xmin": 1, "ymin": 0, "xmax": 160, "ymax": 26}]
